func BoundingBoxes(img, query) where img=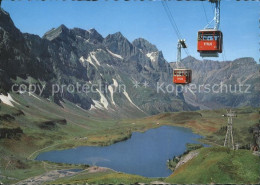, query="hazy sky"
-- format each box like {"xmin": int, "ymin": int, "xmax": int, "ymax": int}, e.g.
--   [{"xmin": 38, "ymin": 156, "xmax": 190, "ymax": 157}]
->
[{"xmin": 2, "ymin": 0, "xmax": 259, "ymax": 62}]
